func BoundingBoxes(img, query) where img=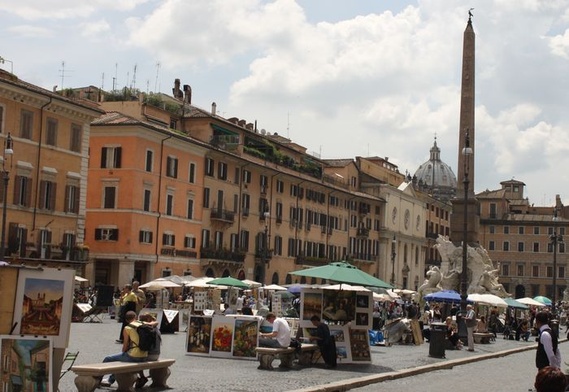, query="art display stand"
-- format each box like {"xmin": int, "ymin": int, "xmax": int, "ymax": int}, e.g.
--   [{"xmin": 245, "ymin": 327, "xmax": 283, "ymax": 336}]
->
[{"xmin": 0, "ymin": 266, "xmax": 75, "ymax": 392}]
